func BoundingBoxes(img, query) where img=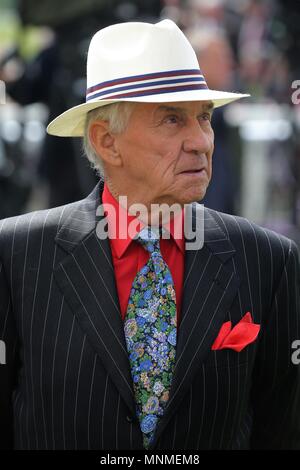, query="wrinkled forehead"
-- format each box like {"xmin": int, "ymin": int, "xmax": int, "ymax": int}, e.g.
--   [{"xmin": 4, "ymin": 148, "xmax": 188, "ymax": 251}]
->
[
  {"xmin": 130, "ymin": 100, "xmax": 214, "ymax": 120},
  {"xmin": 152, "ymin": 101, "xmax": 214, "ymax": 115}
]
